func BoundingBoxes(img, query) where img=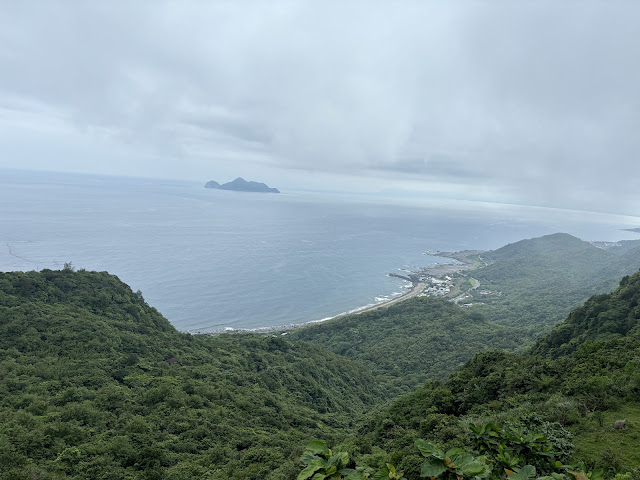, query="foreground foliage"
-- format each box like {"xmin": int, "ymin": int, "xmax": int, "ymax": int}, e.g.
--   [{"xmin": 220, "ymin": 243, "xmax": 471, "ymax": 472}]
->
[{"xmin": 296, "ymin": 435, "xmax": 603, "ymax": 480}]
